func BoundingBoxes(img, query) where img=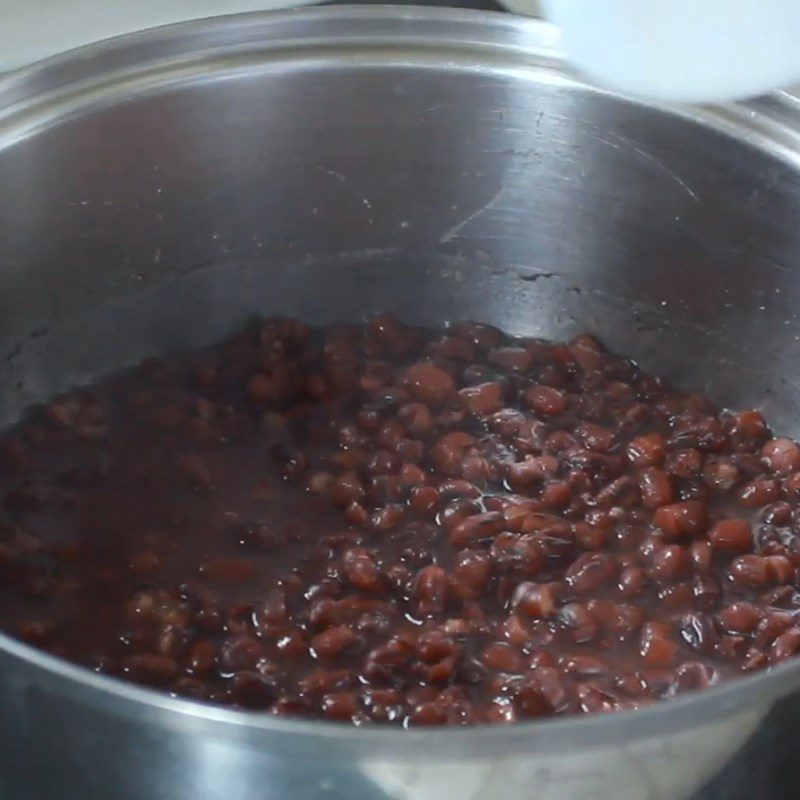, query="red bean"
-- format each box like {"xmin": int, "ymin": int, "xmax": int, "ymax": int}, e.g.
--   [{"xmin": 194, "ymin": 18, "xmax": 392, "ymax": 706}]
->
[
  {"xmin": 575, "ymin": 423, "xmax": 615, "ymax": 453},
  {"xmin": 541, "ymin": 480, "xmax": 572, "ymax": 509},
  {"xmin": 765, "ymin": 555, "xmax": 794, "ymax": 584},
  {"xmin": 626, "ymin": 434, "xmax": 666, "ymax": 468},
  {"xmin": 451, "ymin": 550, "xmax": 492, "ymax": 599},
  {"xmin": 189, "ymin": 639, "xmax": 217, "ymax": 675},
  {"xmin": 410, "ymin": 485, "xmax": 441, "ymax": 514},
  {"xmin": 565, "ymin": 553, "xmax": 617, "ymax": 593},
  {"xmin": 708, "ymin": 519, "xmax": 752, "ymax": 553},
  {"xmin": 482, "ymin": 642, "xmax": 525, "ymax": 673},
  {"xmin": 618, "ymin": 566, "xmax": 648, "ymax": 597},
  {"xmin": 573, "ymin": 523, "xmax": 607, "ymax": 551},
  {"xmin": 329, "ymin": 471, "xmax": 365, "ymax": 507},
  {"xmin": 218, "ymin": 636, "xmax": 266, "ymax": 673},
  {"xmin": 728, "ymin": 555, "xmax": 769, "ymax": 588},
  {"xmin": 515, "ymin": 682, "xmax": 554, "ymax": 718},
  {"xmin": 438, "ymin": 479, "xmax": 481, "ymax": 500},
  {"xmin": 719, "ymin": 603, "xmax": 760, "ymax": 634},
  {"xmin": 762, "ymin": 438, "xmax": 800, "ymax": 475},
  {"xmin": 490, "ymin": 533, "xmax": 545, "ymax": 577},
  {"xmin": 576, "ymin": 683, "xmax": 618, "ymax": 714},
  {"xmin": 200, "ymin": 558, "xmax": 257, "ymax": 582},
  {"xmin": 770, "ymin": 627, "xmax": 800, "ymax": 663},
  {"xmin": 414, "ymin": 565, "xmax": 449, "ymax": 615},
  {"xmin": 738, "ymin": 477, "xmax": 780, "ymax": 508},
  {"xmin": 702, "ymin": 457, "xmax": 739, "ymax": 490},
  {"xmin": 403, "ymin": 363, "xmax": 456, "ymax": 406},
  {"xmin": 231, "ymin": 671, "xmax": 279, "ymax": 709},
  {"xmin": 649, "ymin": 545, "xmax": 687, "ymax": 583},
  {"xmin": 311, "ymin": 626, "xmax": 362, "ymax": 659},
  {"xmin": 679, "ymin": 612, "xmax": 719, "ymax": 655},
  {"xmin": 691, "ymin": 573, "xmax": 722, "ymax": 611},
  {"xmin": 559, "ymin": 603, "xmax": 598, "ymax": 643},
  {"xmin": 688, "ymin": 540, "xmax": 712, "ymax": 573},
  {"xmin": 370, "ymin": 504, "xmax": 405, "ymax": 532},
  {"xmin": 321, "ymin": 691, "xmax": 360, "ymax": 720},
  {"xmin": 398, "ymin": 403, "xmax": 433, "ymax": 437},
  {"xmin": 448, "ymin": 512, "xmax": 505, "ymax": 549},
  {"xmin": 123, "ymin": 653, "xmax": 179, "ymax": 684},
  {"xmin": 345, "ymin": 502, "xmax": 369, "ymax": 526},
  {"xmin": 524, "ymin": 385, "xmax": 567, "ymax": 417},
  {"xmin": 408, "ymin": 701, "xmax": 448, "ymax": 726},
  {"xmin": 638, "ymin": 468, "xmax": 674, "ymax": 508},
  {"xmin": 664, "ymin": 449, "xmax": 702, "ymax": 479},
  {"xmin": 416, "ymin": 629, "xmax": 456, "ymax": 664},
  {"xmin": 488, "ymin": 347, "xmax": 534, "ymax": 373},
  {"xmin": 652, "ymin": 501, "xmax": 707, "ymax": 539},
  {"xmin": 639, "ymin": 621, "xmax": 678, "ymax": 667},
  {"xmin": 399, "ymin": 462, "xmax": 427, "ymax": 487},
  {"xmin": 729, "ymin": 410, "xmax": 768, "ymax": 443},
  {"xmin": 343, "ymin": 548, "xmax": 385, "ymax": 594},
  {"xmin": 7, "ymin": 314, "xmax": 800, "ymax": 727},
  {"xmin": 507, "ymin": 455, "xmax": 559, "ymax": 489},
  {"xmin": 431, "ymin": 432, "xmax": 475, "ymax": 475},
  {"xmin": 512, "ymin": 582, "xmax": 557, "ymax": 618}
]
